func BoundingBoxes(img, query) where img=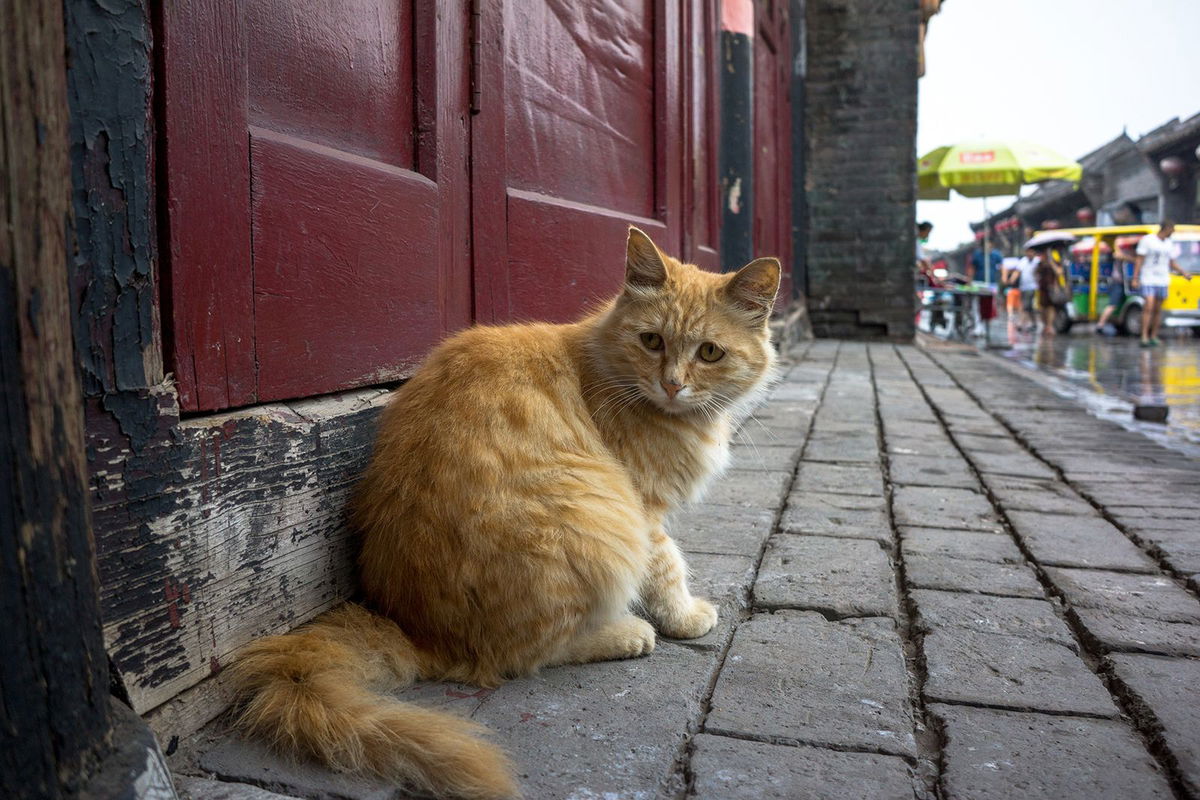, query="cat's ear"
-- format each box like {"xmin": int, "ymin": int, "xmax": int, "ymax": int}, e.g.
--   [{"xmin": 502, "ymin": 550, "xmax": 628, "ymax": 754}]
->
[
  {"xmin": 625, "ymin": 226, "xmax": 668, "ymax": 290},
  {"xmin": 725, "ymin": 257, "xmax": 781, "ymax": 322}
]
